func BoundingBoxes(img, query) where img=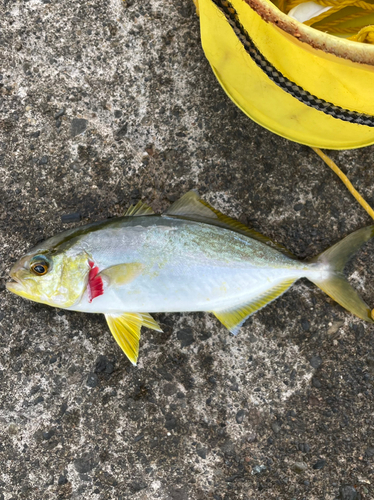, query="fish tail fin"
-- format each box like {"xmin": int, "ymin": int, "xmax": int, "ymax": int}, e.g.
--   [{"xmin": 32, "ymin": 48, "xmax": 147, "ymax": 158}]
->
[{"xmin": 308, "ymin": 225, "xmax": 374, "ymax": 322}]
